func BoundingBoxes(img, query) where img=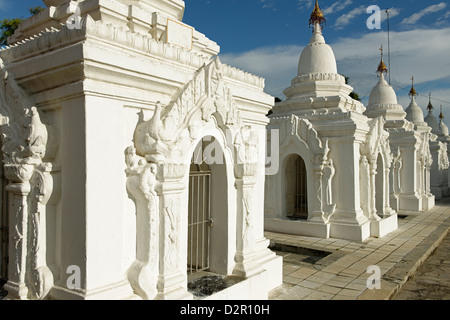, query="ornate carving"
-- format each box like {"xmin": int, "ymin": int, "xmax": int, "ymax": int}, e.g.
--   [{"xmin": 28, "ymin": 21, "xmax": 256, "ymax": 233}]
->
[
  {"xmin": 242, "ymin": 189, "xmax": 254, "ymax": 250},
  {"xmin": 1, "ymin": 64, "xmax": 48, "ymax": 167},
  {"xmin": 391, "ymin": 147, "xmax": 402, "ymax": 195},
  {"xmin": 234, "ymin": 126, "xmax": 258, "ymax": 165},
  {"xmin": 0, "ymin": 59, "xmax": 53, "ymax": 300},
  {"xmin": 289, "ymin": 116, "xmax": 335, "ymax": 221},
  {"xmin": 133, "ymin": 57, "xmax": 242, "ymax": 164},
  {"xmin": 360, "ymin": 117, "xmax": 394, "ymax": 218},
  {"xmin": 322, "ymin": 159, "xmax": 336, "ymax": 218},
  {"xmin": 163, "ymin": 199, "xmax": 179, "ymax": 271},
  {"xmin": 438, "ymin": 142, "xmax": 449, "ymax": 171},
  {"xmin": 125, "ymin": 146, "xmax": 159, "ymax": 300},
  {"xmin": 27, "ymin": 164, "xmax": 54, "ymax": 300},
  {"xmin": 360, "ymin": 155, "xmax": 370, "ymax": 216}
]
